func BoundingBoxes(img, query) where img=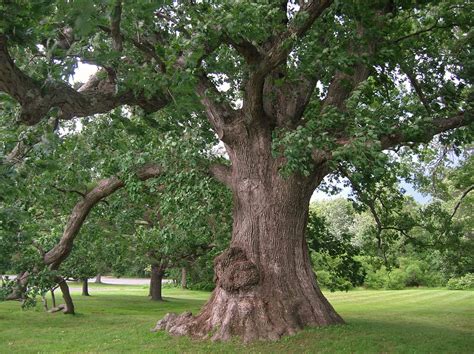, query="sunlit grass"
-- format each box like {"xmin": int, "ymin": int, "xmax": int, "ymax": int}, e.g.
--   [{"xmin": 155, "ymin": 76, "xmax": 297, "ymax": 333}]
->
[{"xmin": 0, "ymin": 285, "xmax": 472, "ymax": 353}]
